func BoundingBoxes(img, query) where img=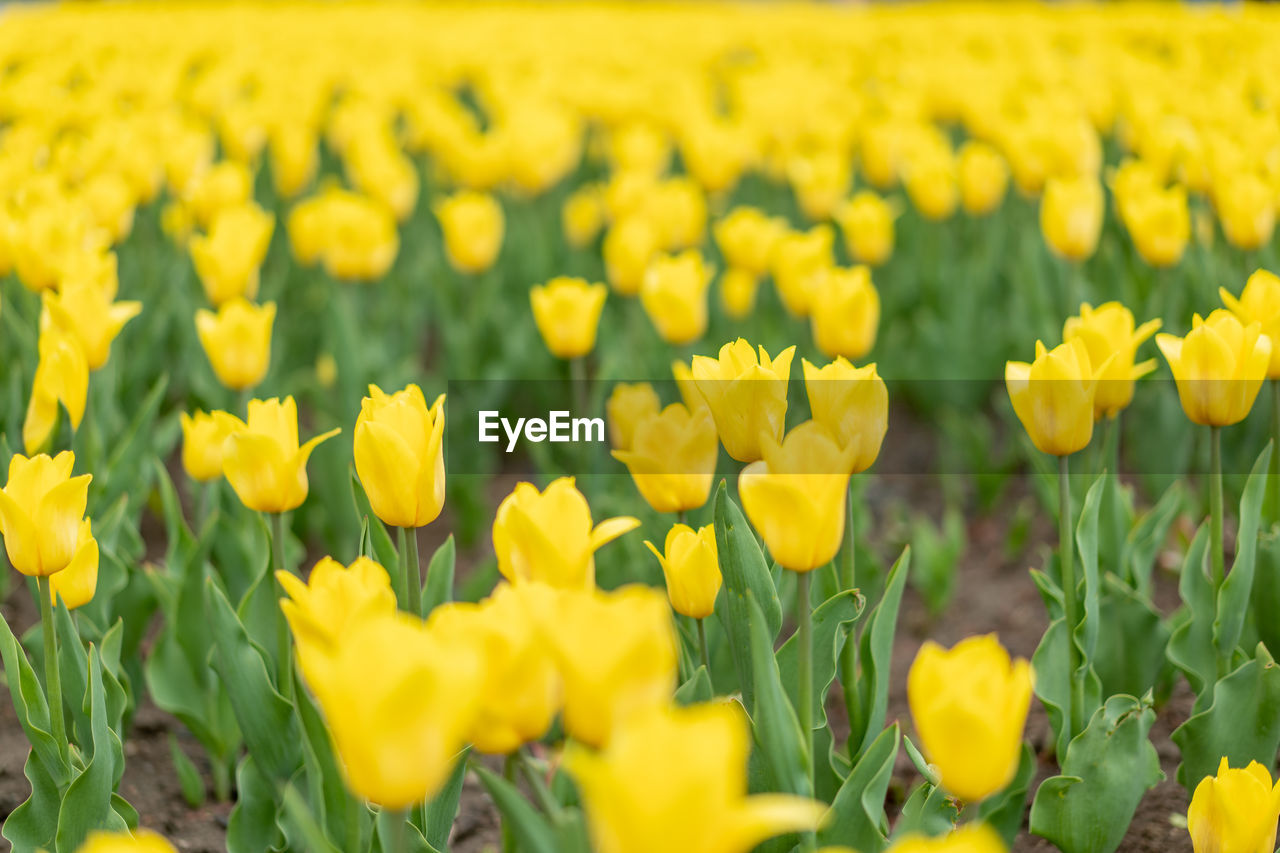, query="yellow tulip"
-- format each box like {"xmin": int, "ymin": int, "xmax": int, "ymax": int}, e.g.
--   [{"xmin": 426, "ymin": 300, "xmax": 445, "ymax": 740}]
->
[
  {"xmin": 809, "ymin": 265, "xmax": 879, "ymax": 361},
  {"xmin": 180, "ymin": 410, "xmax": 237, "ymax": 483},
  {"xmin": 1121, "ymin": 185, "xmax": 1189, "ymax": 269},
  {"xmin": 23, "ymin": 327, "xmax": 89, "ymax": 455},
  {"xmin": 1215, "ymin": 172, "xmax": 1276, "ymax": 252},
  {"xmin": 903, "ymin": 150, "xmax": 959, "ymax": 222},
  {"xmin": 802, "ymin": 357, "xmax": 888, "ymax": 473},
  {"xmin": 1005, "ymin": 338, "xmax": 1103, "ymax": 456},
  {"xmin": 692, "ymin": 338, "xmax": 796, "ymax": 463},
  {"xmin": 1157, "ymin": 310, "xmax": 1272, "ymax": 427},
  {"xmin": 530, "ymin": 277, "xmax": 608, "ymax": 359},
  {"xmin": 310, "ymin": 611, "xmax": 481, "ymax": 808},
  {"xmin": 790, "ymin": 149, "xmax": 852, "ymax": 221},
  {"xmin": 836, "ymin": 191, "xmax": 896, "ymax": 267},
  {"xmin": 354, "ymin": 385, "xmax": 447, "ymax": 529},
  {"xmin": 672, "ymin": 359, "xmax": 711, "ymax": 415},
  {"xmin": 613, "ymin": 403, "xmax": 717, "ymax": 514},
  {"xmin": 739, "ymin": 421, "xmax": 856, "ymax": 572},
  {"xmin": 427, "ymin": 583, "xmax": 560, "ymax": 754},
  {"xmin": 218, "ymin": 396, "xmax": 341, "ymax": 513},
  {"xmin": 345, "ymin": 133, "xmax": 419, "ymax": 222},
  {"xmin": 288, "ymin": 187, "xmax": 399, "ymax": 282},
  {"xmin": 887, "ymin": 824, "xmax": 1009, "ymax": 853},
  {"xmin": 182, "ymin": 160, "xmax": 253, "ymax": 229},
  {"xmin": 606, "ymin": 382, "xmax": 661, "ymax": 451},
  {"xmin": 641, "ymin": 250, "xmax": 712, "ymax": 345},
  {"xmin": 563, "ymin": 184, "xmax": 605, "ymax": 248},
  {"xmin": 604, "ymin": 215, "xmax": 660, "ymax": 297},
  {"xmin": 907, "ymin": 634, "xmax": 1033, "ymax": 803},
  {"xmin": 1221, "ymin": 269, "xmax": 1280, "ymax": 378},
  {"xmin": 279, "ymin": 555, "xmax": 397, "ymax": 689},
  {"xmin": 434, "ymin": 190, "xmax": 504, "ymax": 275},
  {"xmin": 770, "ymin": 226, "xmax": 834, "ymax": 318},
  {"xmin": 719, "ymin": 268, "xmax": 759, "ymax": 319},
  {"xmin": 0, "ymin": 451, "xmax": 92, "ymax": 578},
  {"xmin": 1062, "ymin": 302, "xmax": 1161, "ymax": 418},
  {"xmin": 194, "ymin": 298, "xmax": 276, "ymax": 391},
  {"xmin": 649, "ymin": 178, "xmax": 707, "ymax": 250},
  {"xmin": 268, "ymin": 122, "xmax": 319, "ymax": 199},
  {"xmin": 41, "ymin": 279, "xmax": 141, "ymax": 371},
  {"xmin": 189, "ymin": 202, "xmax": 275, "ymax": 306},
  {"xmin": 47, "ymin": 519, "xmax": 99, "ymax": 610},
  {"xmin": 492, "ymin": 477, "xmax": 640, "ymax": 588},
  {"xmin": 644, "ymin": 523, "xmax": 721, "ymax": 618},
  {"xmin": 714, "ymin": 207, "xmax": 786, "ymax": 278},
  {"xmin": 1040, "ymin": 175, "xmax": 1104, "ymax": 262},
  {"xmin": 72, "ymin": 829, "xmax": 178, "ymax": 853},
  {"xmin": 1187, "ymin": 757, "xmax": 1280, "ymax": 853},
  {"xmin": 540, "ymin": 584, "xmax": 676, "ymax": 747},
  {"xmin": 565, "ymin": 702, "xmax": 824, "ymax": 853},
  {"xmin": 958, "ymin": 141, "xmax": 1009, "ymax": 217}
]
